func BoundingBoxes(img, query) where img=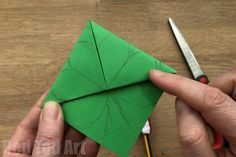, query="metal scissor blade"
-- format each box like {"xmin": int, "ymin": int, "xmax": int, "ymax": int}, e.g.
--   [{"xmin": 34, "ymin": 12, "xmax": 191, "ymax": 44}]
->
[{"xmin": 168, "ymin": 17, "xmax": 205, "ymax": 79}]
